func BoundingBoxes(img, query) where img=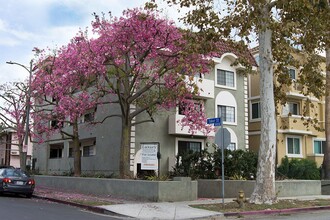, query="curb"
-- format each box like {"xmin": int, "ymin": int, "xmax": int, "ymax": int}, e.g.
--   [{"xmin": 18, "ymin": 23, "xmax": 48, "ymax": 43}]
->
[
  {"xmin": 224, "ymin": 205, "xmax": 330, "ymax": 217},
  {"xmin": 33, "ymin": 195, "xmax": 133, "ymax": 218}
]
